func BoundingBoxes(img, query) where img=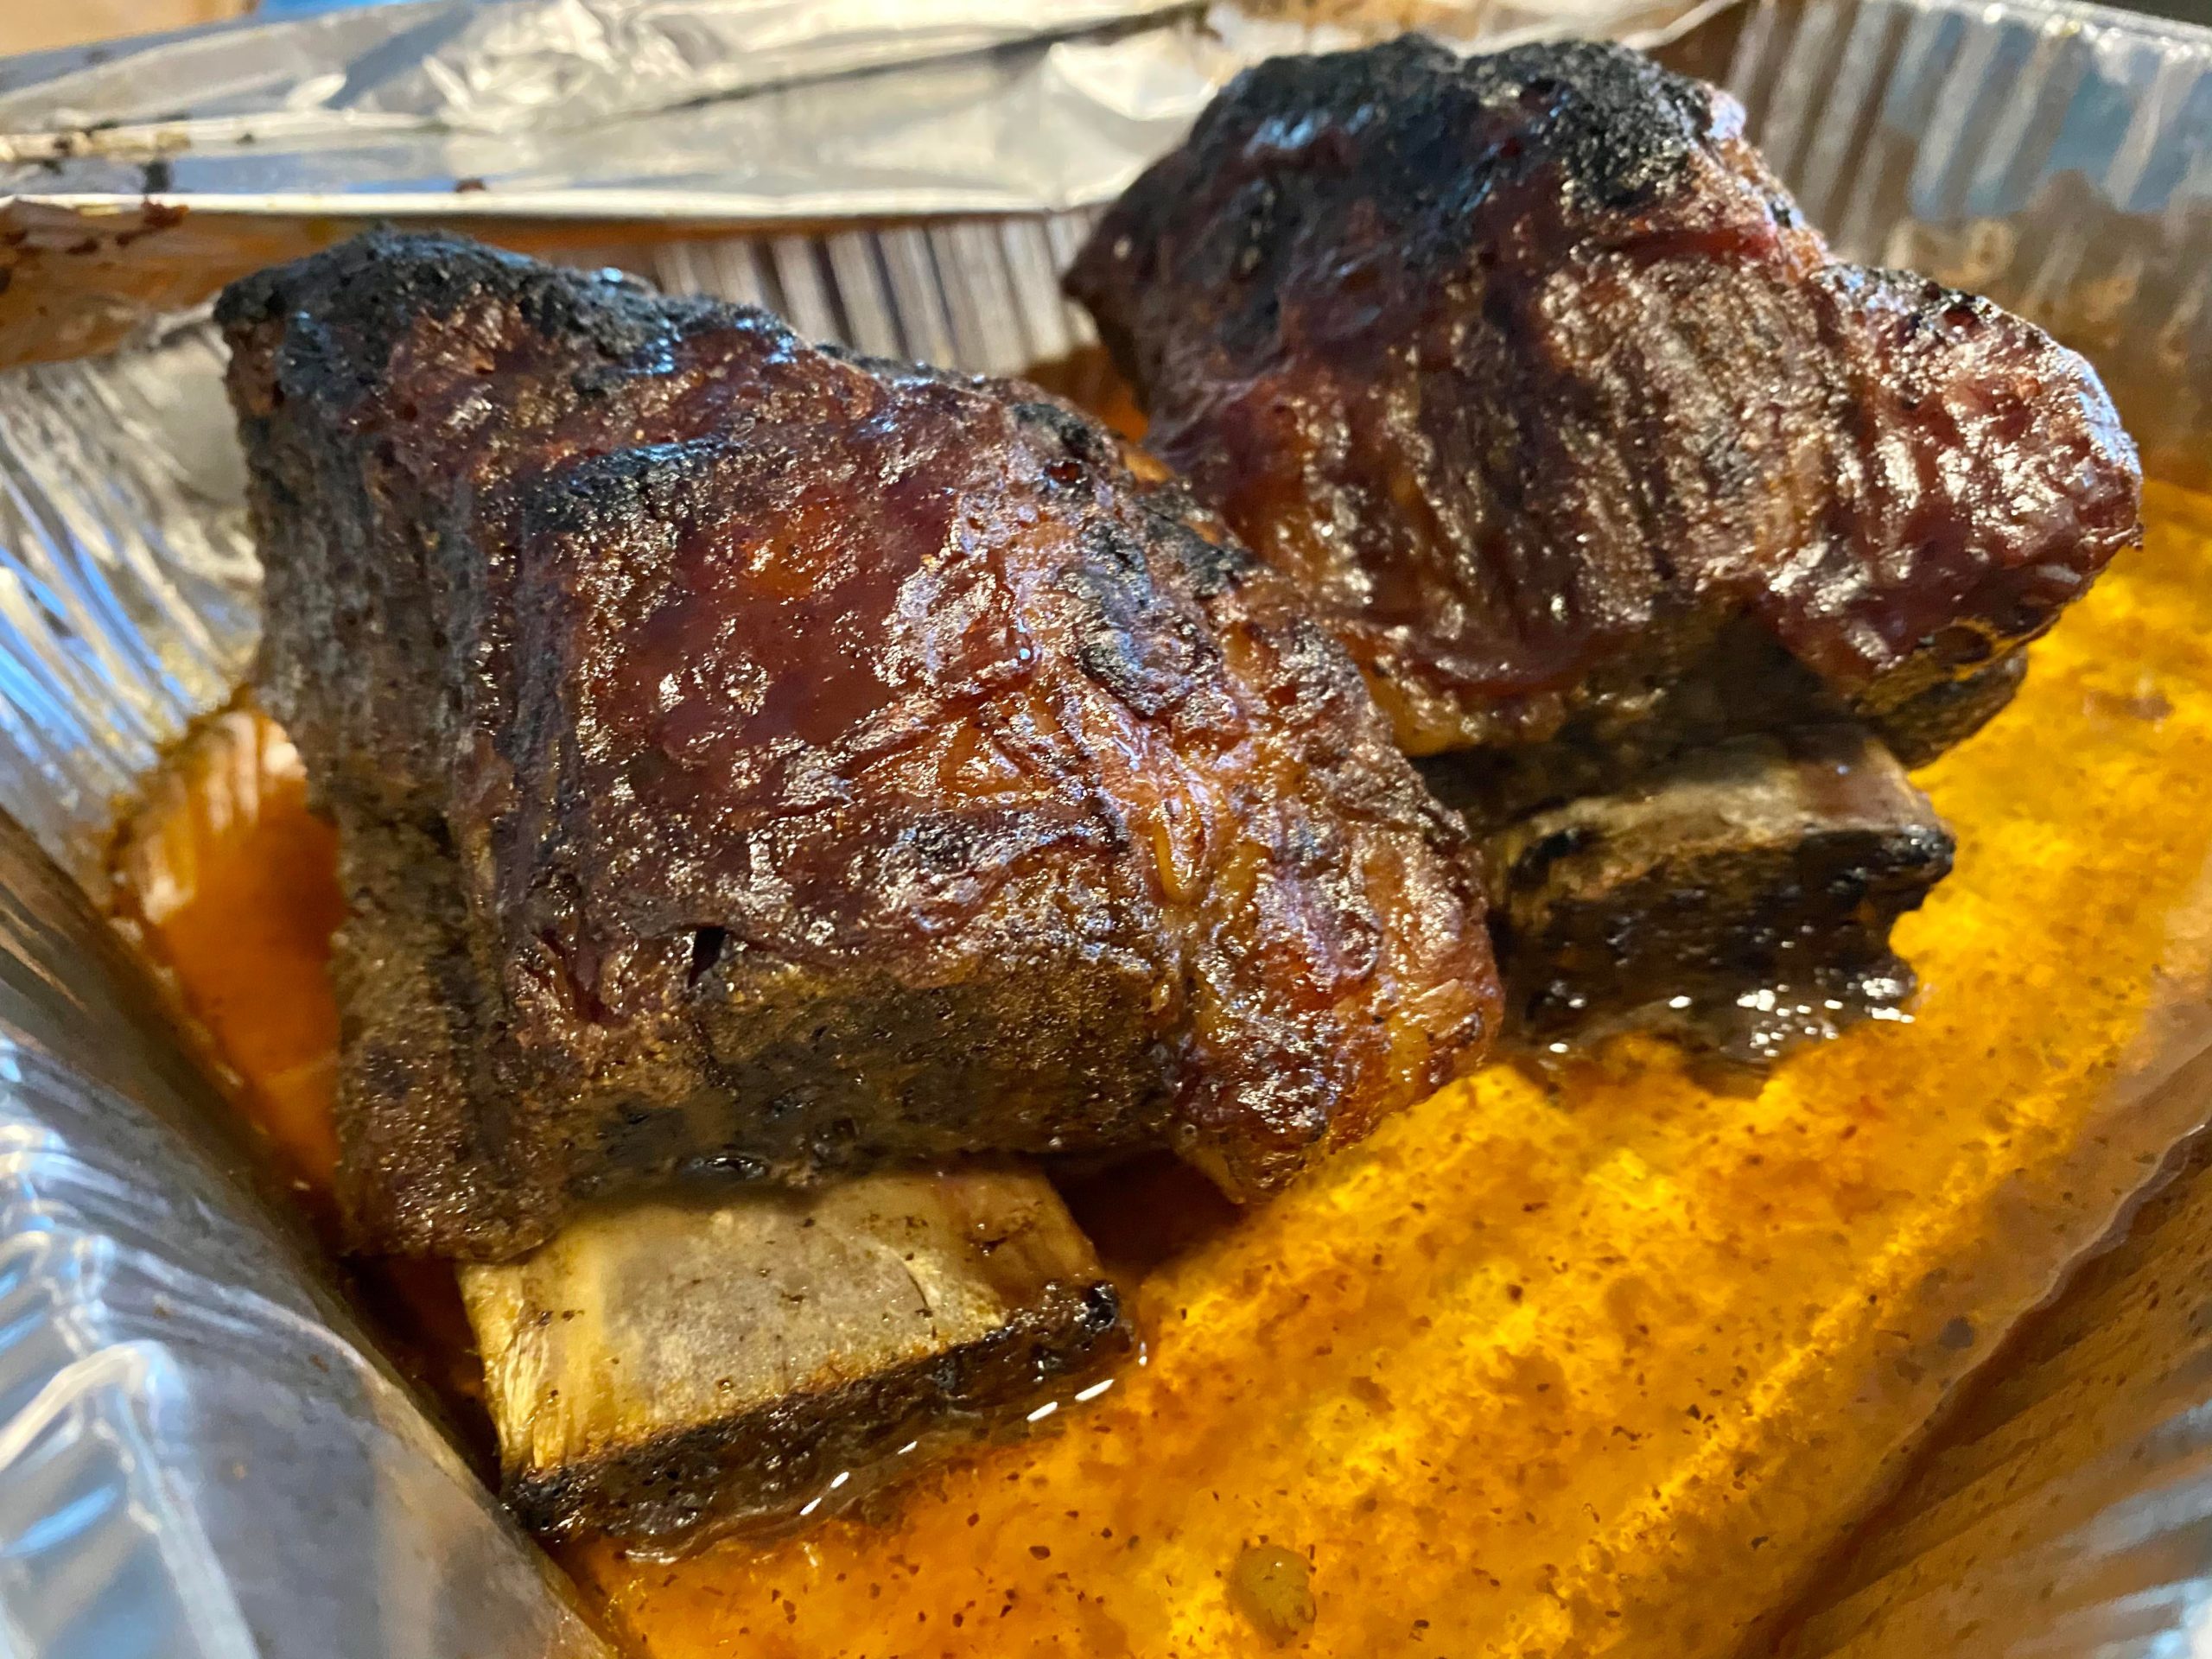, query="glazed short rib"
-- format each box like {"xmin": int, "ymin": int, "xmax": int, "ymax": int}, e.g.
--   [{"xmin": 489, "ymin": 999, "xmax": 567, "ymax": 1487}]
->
[
  {"xmin": 219, "ymin": 232, "xmax": 1498, "ymax": 1259},
  {"xmin": 1069, "ymin": 37, "xmax": 2140, "ymax": 779},
  {"xmin": 1071, "ymin": 37, "xmax": 2139, "ymax": 1052}
]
